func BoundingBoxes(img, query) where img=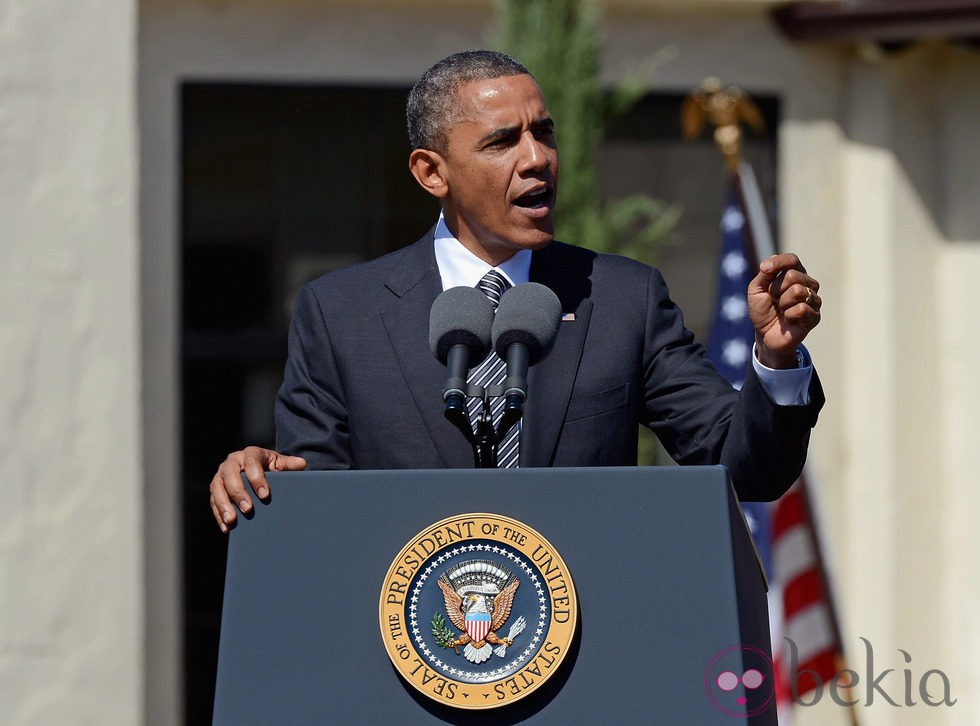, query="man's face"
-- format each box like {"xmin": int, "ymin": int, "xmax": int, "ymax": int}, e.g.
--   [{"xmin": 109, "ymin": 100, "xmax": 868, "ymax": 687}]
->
[{"xmin": 434, "ymin": 74, "xmax": 559, "ymax": 265}]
